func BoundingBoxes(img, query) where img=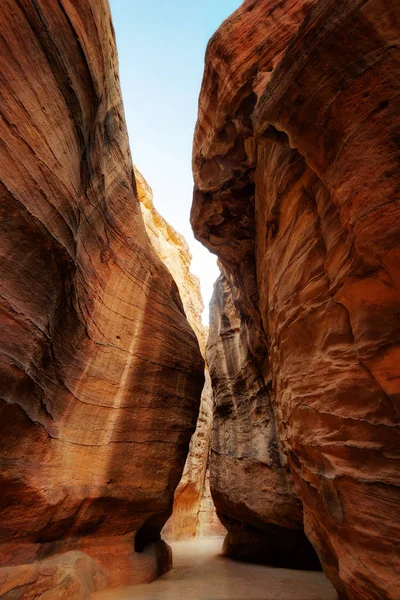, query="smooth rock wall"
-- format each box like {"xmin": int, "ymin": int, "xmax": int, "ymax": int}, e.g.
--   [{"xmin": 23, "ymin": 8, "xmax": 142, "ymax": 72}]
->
[{"xmin": 0, "ymin": 0, "xmax": 204, "ymax": 594}]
